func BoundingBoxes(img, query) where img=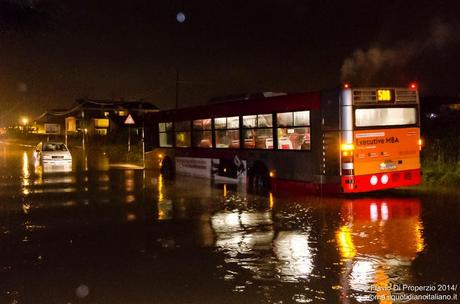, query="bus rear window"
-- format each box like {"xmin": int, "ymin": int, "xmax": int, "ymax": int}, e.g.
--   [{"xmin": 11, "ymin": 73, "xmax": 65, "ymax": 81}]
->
[{"xmin": 355, "ymin": 107, "xmax": 417, "ymax": 127}]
